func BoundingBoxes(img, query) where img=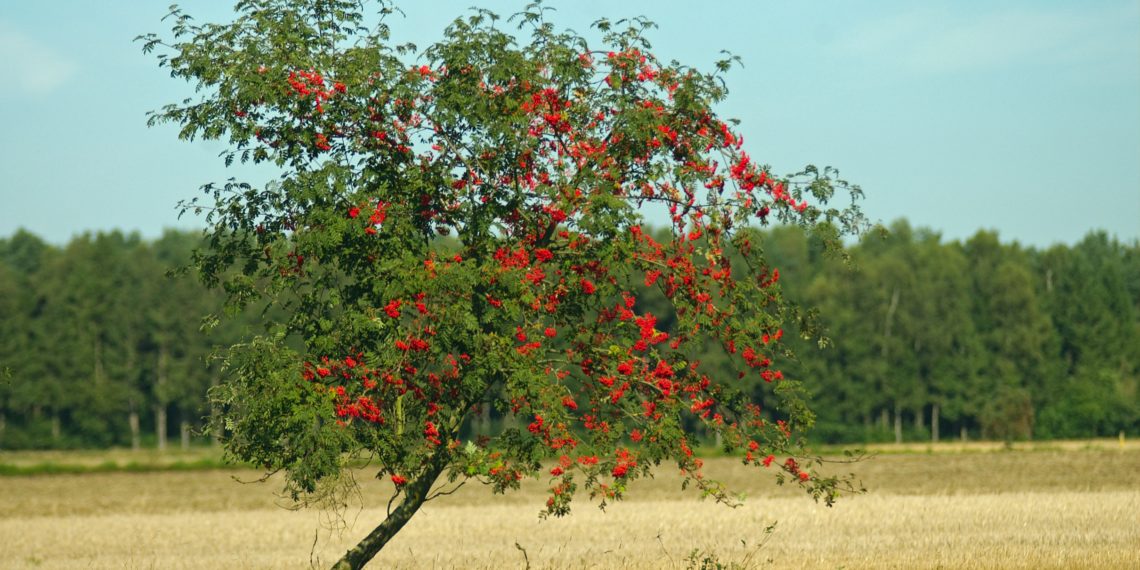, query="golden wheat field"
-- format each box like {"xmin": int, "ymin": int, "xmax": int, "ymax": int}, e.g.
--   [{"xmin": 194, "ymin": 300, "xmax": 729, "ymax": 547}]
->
[{"xmin": 2, "ymin": 442, "xmax": 1139, "ymax": 569}]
